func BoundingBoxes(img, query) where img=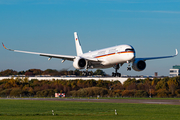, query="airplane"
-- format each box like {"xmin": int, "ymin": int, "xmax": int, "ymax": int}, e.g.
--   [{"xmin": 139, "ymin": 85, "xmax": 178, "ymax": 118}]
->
[{"xmin": 2, "ymin": 32, "xmax": 178, "ymax": 77}]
